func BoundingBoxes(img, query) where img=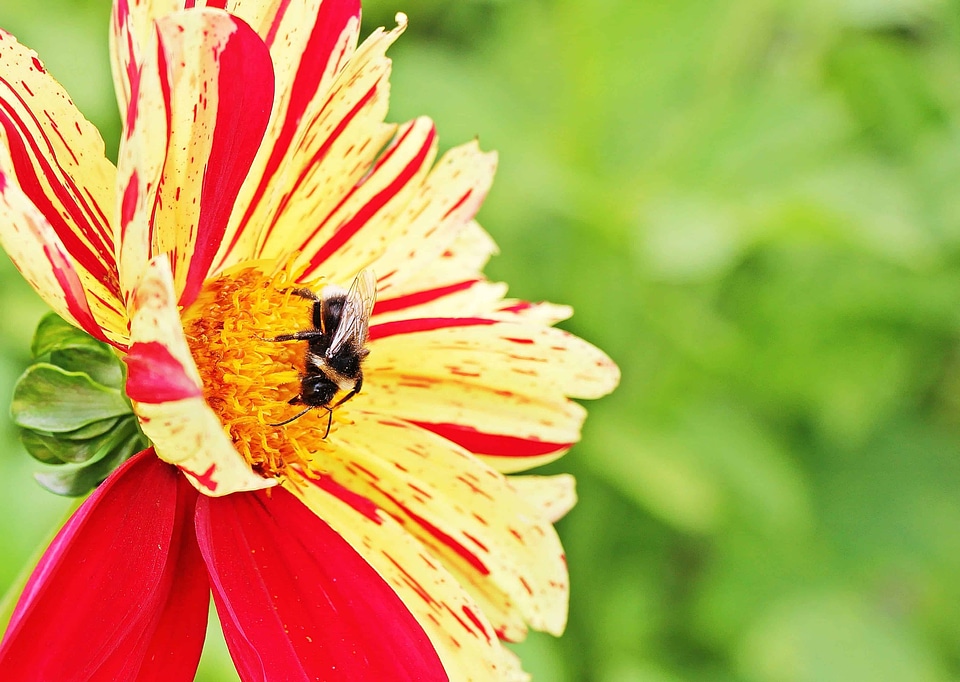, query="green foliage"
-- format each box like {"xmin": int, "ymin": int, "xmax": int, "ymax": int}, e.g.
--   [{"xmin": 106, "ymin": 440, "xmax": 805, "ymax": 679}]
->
[
  {"xmin": 3, "ymin": 0, "xmax": 960, "ymax": 680},
  {"xmin": 11, "ymin": 314, "xmax": 146, "ymax": 496}
]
